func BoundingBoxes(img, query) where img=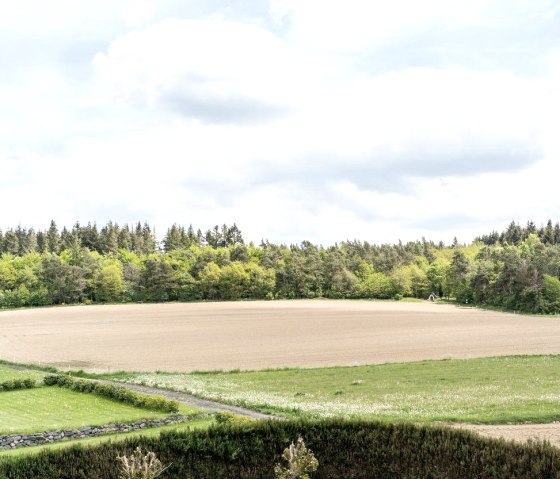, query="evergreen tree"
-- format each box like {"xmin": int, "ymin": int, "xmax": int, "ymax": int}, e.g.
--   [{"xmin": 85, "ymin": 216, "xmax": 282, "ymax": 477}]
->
[
  {"xmin": 46, "ymin": 220, "xmax": 60, "ymax": 254},
  {"xmin": 131, "ymin": 222, "xmax": 145, "ymax": 253},
  {"xmin": 118, "ymin": 225, "xmax": 132, "ymax": 250},
  {"xmin": 141, "ymin": 223, "xmax": 157, "ymax": 254},
  {"xmin": 140, "ymin": 258, "xmax": 178, "ymax": 301},
  {"xmin": 60, "ymin": 226, "xmax": 80, "ymax": 251},
  {"xmin": 205, "ymin": 225, "xmax": 223, "ymax": 248},
  {"xmin": 163, "ymin": 224, "xmax": 183, "ymax": 252},
  {"xmin": 36, "ymin": 230, "xmax": 46, "ymax": 253},
  {"xmin": 3, "ymin": 230, "xmax": 19, "ymax": 255},
  {"xmin": 100, "ymin": 221, "xmax": 119, "ymax": 254},
  {"xmin": 186, "ymin": 224, "xmax": 198, "ymax": 246},
  {"xmin": 80, "ymin": 222, "xmax": 100, "ymax": 252}
]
